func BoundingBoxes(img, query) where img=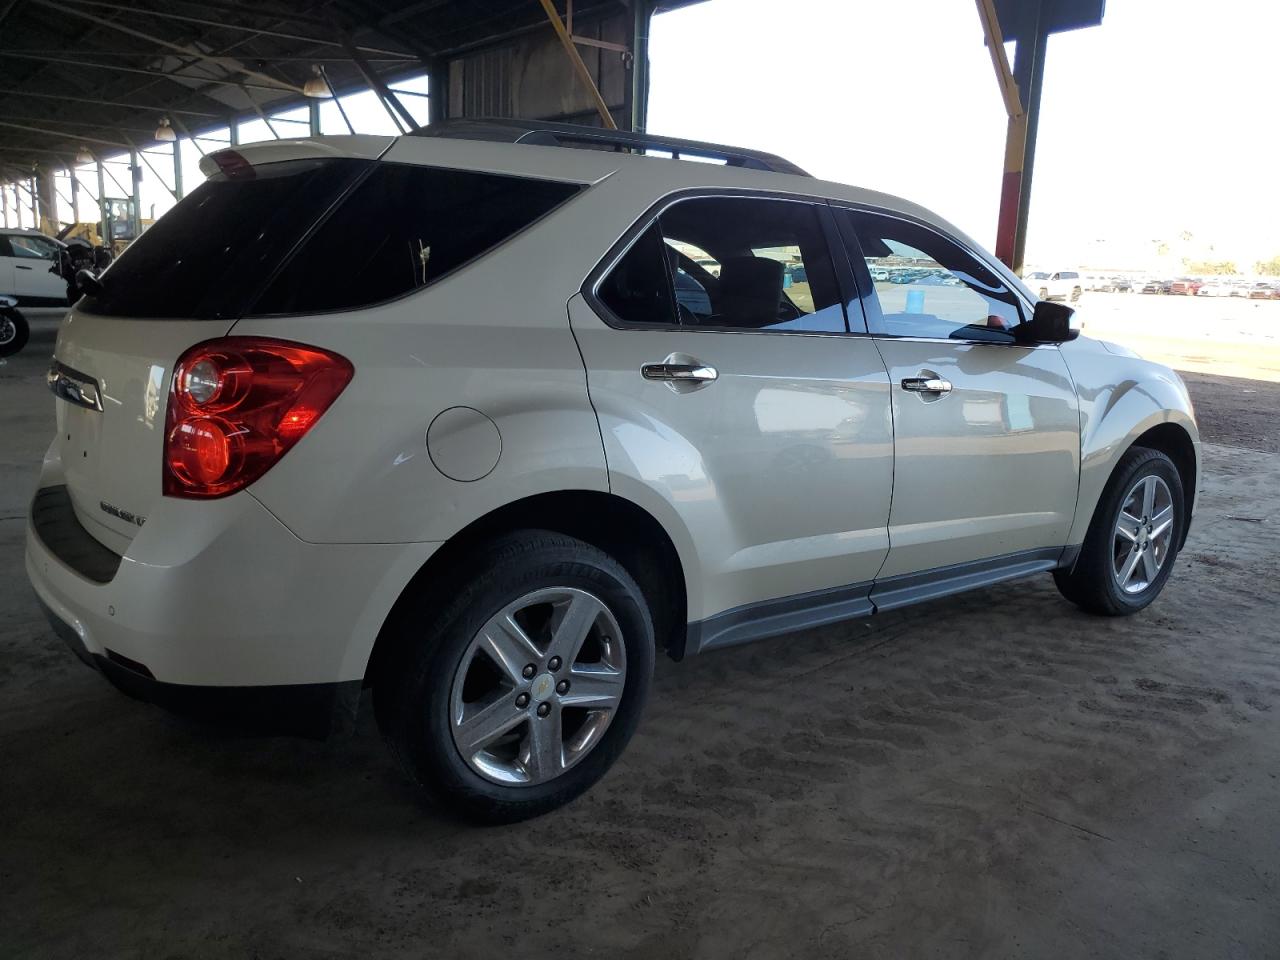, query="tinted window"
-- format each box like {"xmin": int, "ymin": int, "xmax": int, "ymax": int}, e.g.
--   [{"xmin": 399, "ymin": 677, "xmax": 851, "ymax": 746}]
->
[
  {"xmin": 846, "ymin": 210, "xmax": 1023, "ymax": 342},
  {"xmin": 597, "ymin": 197, "xmax": 846, "ymax": 333},
  {"xmin": 597, "ymin": 223, "xmax": 677, "ymax": 326},
  {"xmin": 252, "ymin": 165, "xmax": 580, "ymax": 315},
  {"xmin": 81, "ymin": 159, "xmax": 365, "ymax": 319}
]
